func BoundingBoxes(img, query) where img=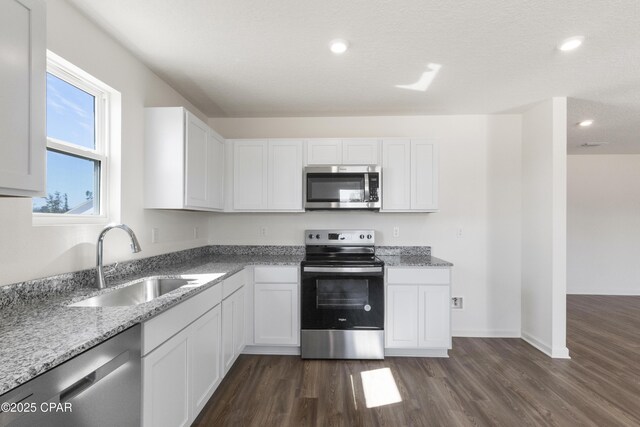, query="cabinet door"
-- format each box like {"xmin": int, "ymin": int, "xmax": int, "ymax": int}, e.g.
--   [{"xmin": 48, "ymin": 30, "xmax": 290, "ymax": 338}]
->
[
  {"xmin": 0, "ymin": 0, "xmax": 45, "ymax": 196},
  {"xmin": 411, "ymin": 140, "xmax": 438, "ymax": 210},
  {"xmin": 254, "ymin": 283, "xmax": 299, "ymax": 345},
  {"xmin": 185, "ymin": 112, "xmax": 210, "ymax": 208},
  {"xmin": 222, "ymin": 288, "xmax": 245, "ymax": 373},
  {"xmin": 233, "ymin": 287, "xmax": 245, "ymax": 356},
  {"xmin": 342, "ymin": 139, "xmax": 379, "ymax": 164},
  {"xmin": 209, "ymin": 133, "xmax": 225, "ymax": 210},
  {"xmin": 418, "ymin": 285, "xmax": 451, "ymax": 348},
  {"xmin": 307, "ymin": 139, "xmax": 342, "ymax": 165},
  {"xmin": 385, "ymin": 285, "xmax": 419, "ymax": 348},
  {"xmin": 143, "ymin": 332, "xmax": 190, "ymax": 427},
  {"xmin": 268, "ymin": 140, "xmax": 303, "ymax": 210},
  {"xmin": 222, "ymin": 296, "xmax": 234, "ymax": 373},
  {"xmin": 233, "ymin": 140, "xmax": 268, "ymax": 210},
  {"xmin": 189, "ymin": 305, "xmax": 222, "ymax": 419},
  {"xmin": 382, "ymin": 139, "xmax": 411, "ymax": 210}
]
